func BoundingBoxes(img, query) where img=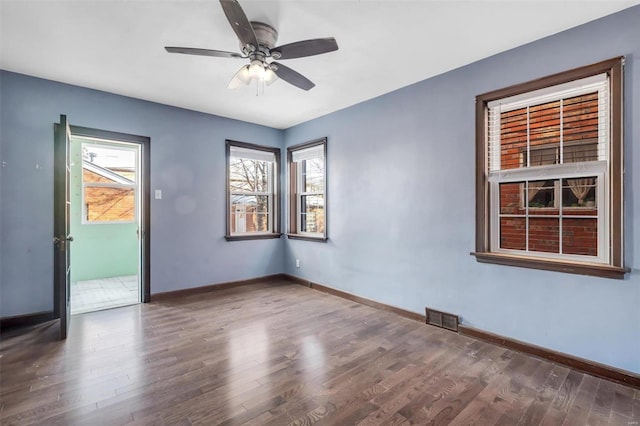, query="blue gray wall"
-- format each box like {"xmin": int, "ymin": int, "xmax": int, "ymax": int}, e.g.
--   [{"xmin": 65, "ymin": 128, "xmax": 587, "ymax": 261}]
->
[
  {"xmin": 283, "ymin": 6, "xmax": 640, "ymax": 374},
  {"xmin": 0, "ymin": 71, "xmax": 284, "ymax": 317}
]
